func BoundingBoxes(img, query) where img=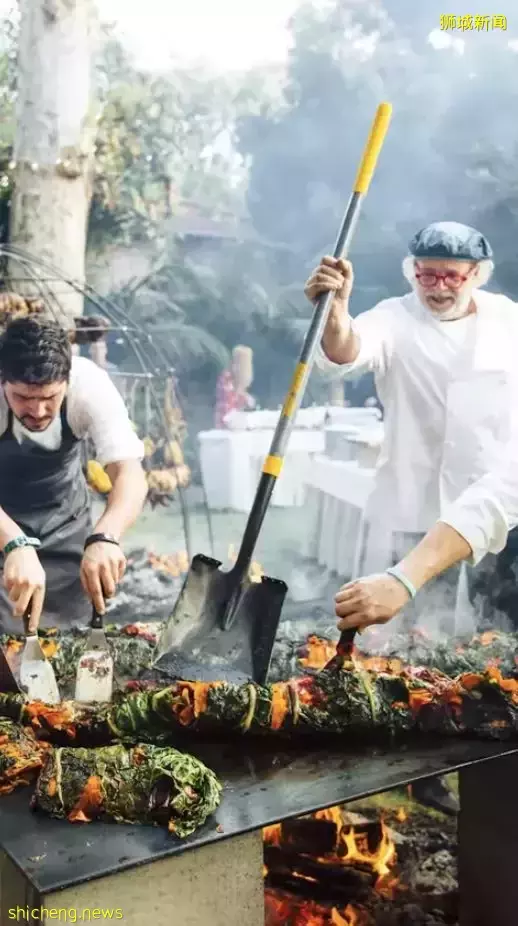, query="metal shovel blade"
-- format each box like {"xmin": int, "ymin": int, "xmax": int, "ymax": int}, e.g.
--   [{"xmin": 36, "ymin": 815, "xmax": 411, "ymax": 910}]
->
[
  {"xmin": 20, "ymin": 635, "xmax": 61, "ymax": 704},
  {"xmin": 152, "ymin": 553, "xmax": 287, "ymax": 685},
  {"xmin": 0, "ymin": 646, "xmax": 21, "ymax": 694},
  {"xmin": 75, "ymin": 608, "xmax": 114, "ymax": 704}
]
